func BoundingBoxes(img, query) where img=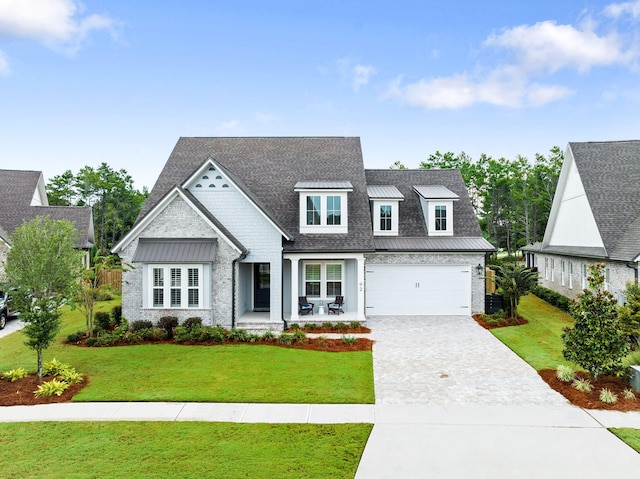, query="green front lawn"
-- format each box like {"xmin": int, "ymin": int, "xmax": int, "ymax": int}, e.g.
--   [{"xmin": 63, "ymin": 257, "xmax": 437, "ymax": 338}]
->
[
  {"xmin": 0, "ymin": 422, "xmax": 372, "ymax": 479},
  {"xmin": 0, "ymin": 300, "xmax": 374, "ymax": 403},
  {"xmin": 490, "ymin": 293, "xmax": 576, "ymax": 371},
  {"xmin": 610, "ymin": 428, "xmax": 640, "ymax": 453}
]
